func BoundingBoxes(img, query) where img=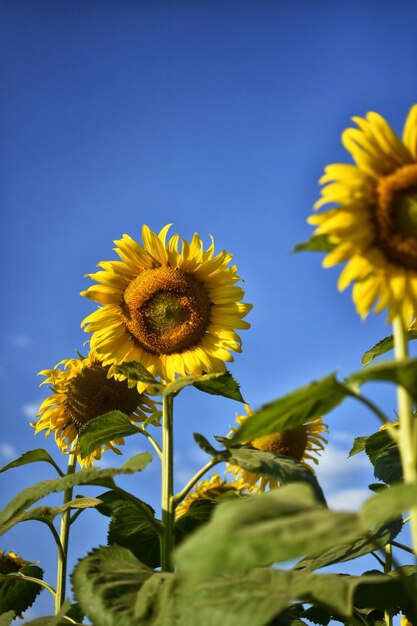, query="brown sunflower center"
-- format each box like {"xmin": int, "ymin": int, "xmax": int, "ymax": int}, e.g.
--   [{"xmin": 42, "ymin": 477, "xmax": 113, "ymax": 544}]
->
[
  {"xmin": 375, "ymin": 163, "xmax": 417, "ymax": 269},
  {"xmin": 120, "ymin": 267, "xmax": 211, "ymax": 354},
  {"xmin": 65, "ymin": 363, "xmax": 141, "ymax": 430},
  {"xmin": 251, "ymin": 425, "xmax": 308, "ymax": 461}
]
